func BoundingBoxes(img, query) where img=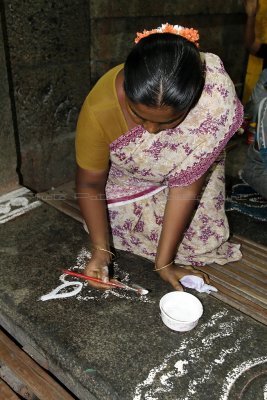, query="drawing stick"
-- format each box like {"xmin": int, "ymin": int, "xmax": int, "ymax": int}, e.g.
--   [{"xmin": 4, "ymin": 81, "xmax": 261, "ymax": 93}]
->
[
  {"xmin": 62, "ymin": 269, "xmax": 125, "ymax": 288},
  {"xmin": 62, "ymin": 269, "xmax": 149, "ymax": 295}
]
